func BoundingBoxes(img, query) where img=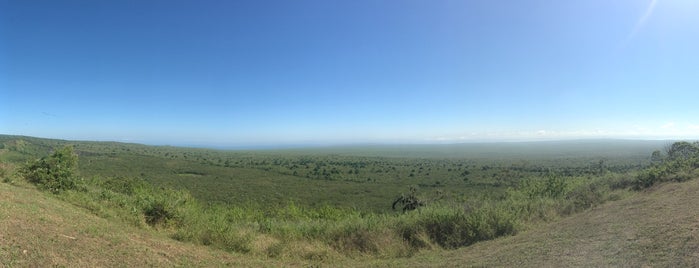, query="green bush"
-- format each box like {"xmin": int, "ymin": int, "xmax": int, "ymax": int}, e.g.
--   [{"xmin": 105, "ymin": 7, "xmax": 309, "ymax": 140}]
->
[
  {"xmin": 635, "ymin": 168, "xmax": 662, "ymax": 189},
  {"xmin": 136, "ymin": 186, "xmax": 192, "ymax": 227},
  {"xmin": 143, "ymin": 200, "xmax": 173, "ymax": 226},
  {"xmin": 606, "ymin": 174, "xmax": 636, "ymax": 190},
  {"xmin": 562, "ymin": 181, "xmax": 605, "ymax": 215},
  {"xmin": 667, "ymin": 141, "xmax": 699, "ymax": 161},
  {"xmin": 330, "ymin": 226, "xmax": 381, "ymax": 253},
  {"xmin": 171, "ymin": 205, "xmax": 254, "ymax": 253},
  {"xmin": 518, "ymin": 176, "xmax": 568, "ymax": 199},
  {"xmin": 395, "ymin": 205, "xmax": 518, "ymax": 250},
  {"xmin": 18, "ymin": 146, "xmax": 83, "ymax": 193},
  {"xmin": 0, "ymin": 163, "xmax": 9, "ymax": 183},
  {"xmin": 102, "ymin": 176, "xmax": 147, "ymax": 195},
  {"xmin": 634, "ymin": 142, "xmax": 699, "ymax": 189}
]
